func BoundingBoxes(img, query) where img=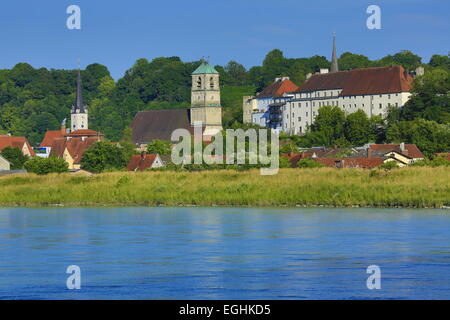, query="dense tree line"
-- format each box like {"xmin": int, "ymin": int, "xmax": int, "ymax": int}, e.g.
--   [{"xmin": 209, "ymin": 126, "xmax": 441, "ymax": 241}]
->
[{"xmin": 0, "ymin": 49, "xmax": 448, "ymax": 150}]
